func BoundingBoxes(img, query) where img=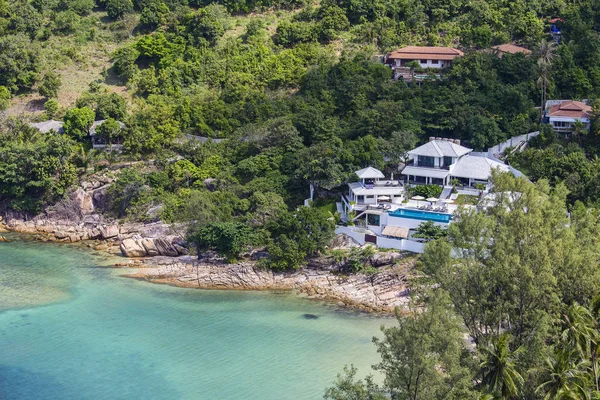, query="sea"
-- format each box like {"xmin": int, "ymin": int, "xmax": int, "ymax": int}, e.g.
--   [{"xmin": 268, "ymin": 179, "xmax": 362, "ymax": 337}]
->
[{"xmin": 0, "ymin": 237, "xmax": 391, "ymax": 399}]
